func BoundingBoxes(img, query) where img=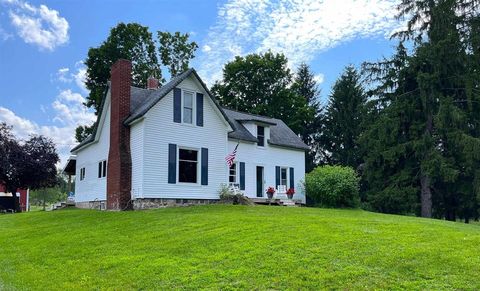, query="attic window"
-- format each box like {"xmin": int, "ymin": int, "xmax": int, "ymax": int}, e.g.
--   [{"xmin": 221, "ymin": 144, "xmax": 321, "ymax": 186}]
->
[
  {"xmin": 183, "ymin": 91, "xmax": 194, "ymax": 124},
  {"xmin": 257, "ymin": 125, "xmax": 265, "ymax": 147}
]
